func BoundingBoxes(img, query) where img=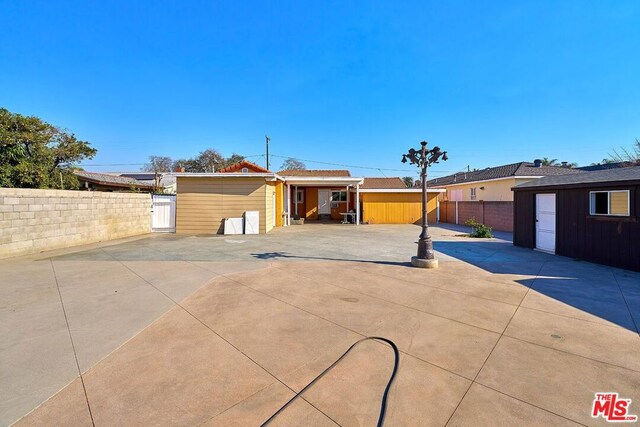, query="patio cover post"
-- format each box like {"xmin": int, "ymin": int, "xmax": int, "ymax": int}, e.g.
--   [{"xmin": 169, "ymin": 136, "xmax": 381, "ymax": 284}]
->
[
  {"xmin": 285, "ymin": 183, "xmax": 291, "ymax": 226},
  {"xmin": 355, "ymin": 184, "xmax": 360, "ymax": 226}
]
